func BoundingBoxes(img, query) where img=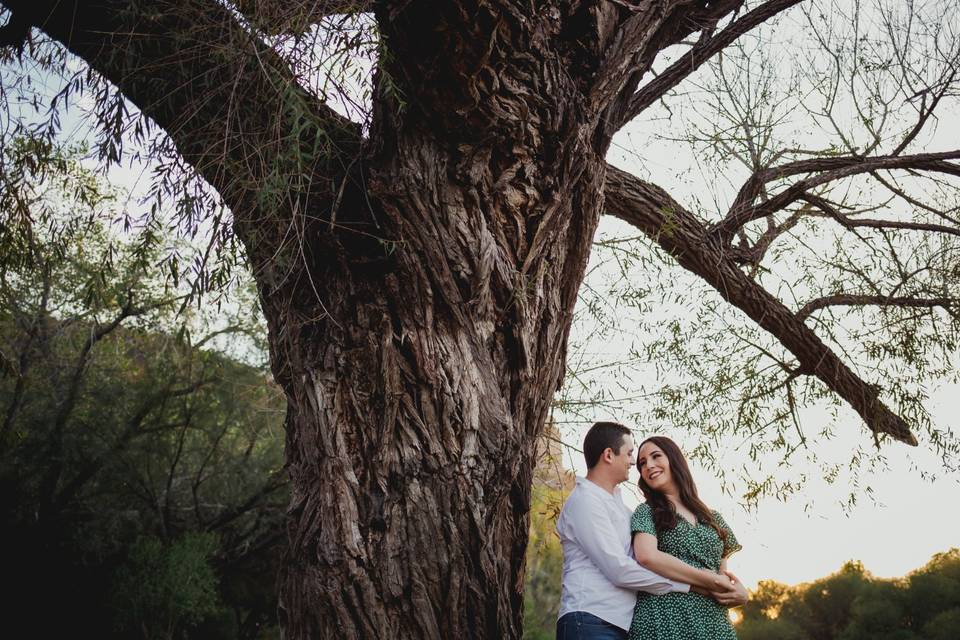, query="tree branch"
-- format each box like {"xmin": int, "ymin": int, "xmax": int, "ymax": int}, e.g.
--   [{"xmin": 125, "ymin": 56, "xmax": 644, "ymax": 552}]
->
[
  {"xmin": 891, "ymin": 66, "xmax": 959, "ymax": 157},
  {"xmin": 36, "ymin": 295, "xmax": 186, "ymax": 516},
  {"xmin": 603, "ymin": 163, "xmax": 918, "ymax": 446},
  {"xmin": 3, "ymin": 0, "xmax": 366, "ymax": 274},
  {"xmin": 0, "ymin": 266, "xmax": 51, "ymax": 442},
  {"xmin": 800, "ymin": 192, "xmax": 960, "ymax": 238},
  {"xmin": 798, "ymin": 294, "xmax": 957, "ymax": 320},
  {"xmin": 205, "ymin": 471, "xmax": 287, "ymax": 532},
  {"xmin": 0, "ymin": 6, "xmax": 29, "ymax": 51},
  {"xmin": 53, "ymin": 378, "xmax": 212, "ymax": 509},
  {"xmin": 714, "ymin": 151, "xmax": 960, "ymax": 242},
  {"xmin": 619, "ymin": 0, "xmax": 802, "ymax": 128},
  {"xmin": 599, "ymin": 0, "xmax": 747, "ymax": 136},
  {"xmin": 191, "ymin": 420, "xmax": 232, "ymax": 526}
]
